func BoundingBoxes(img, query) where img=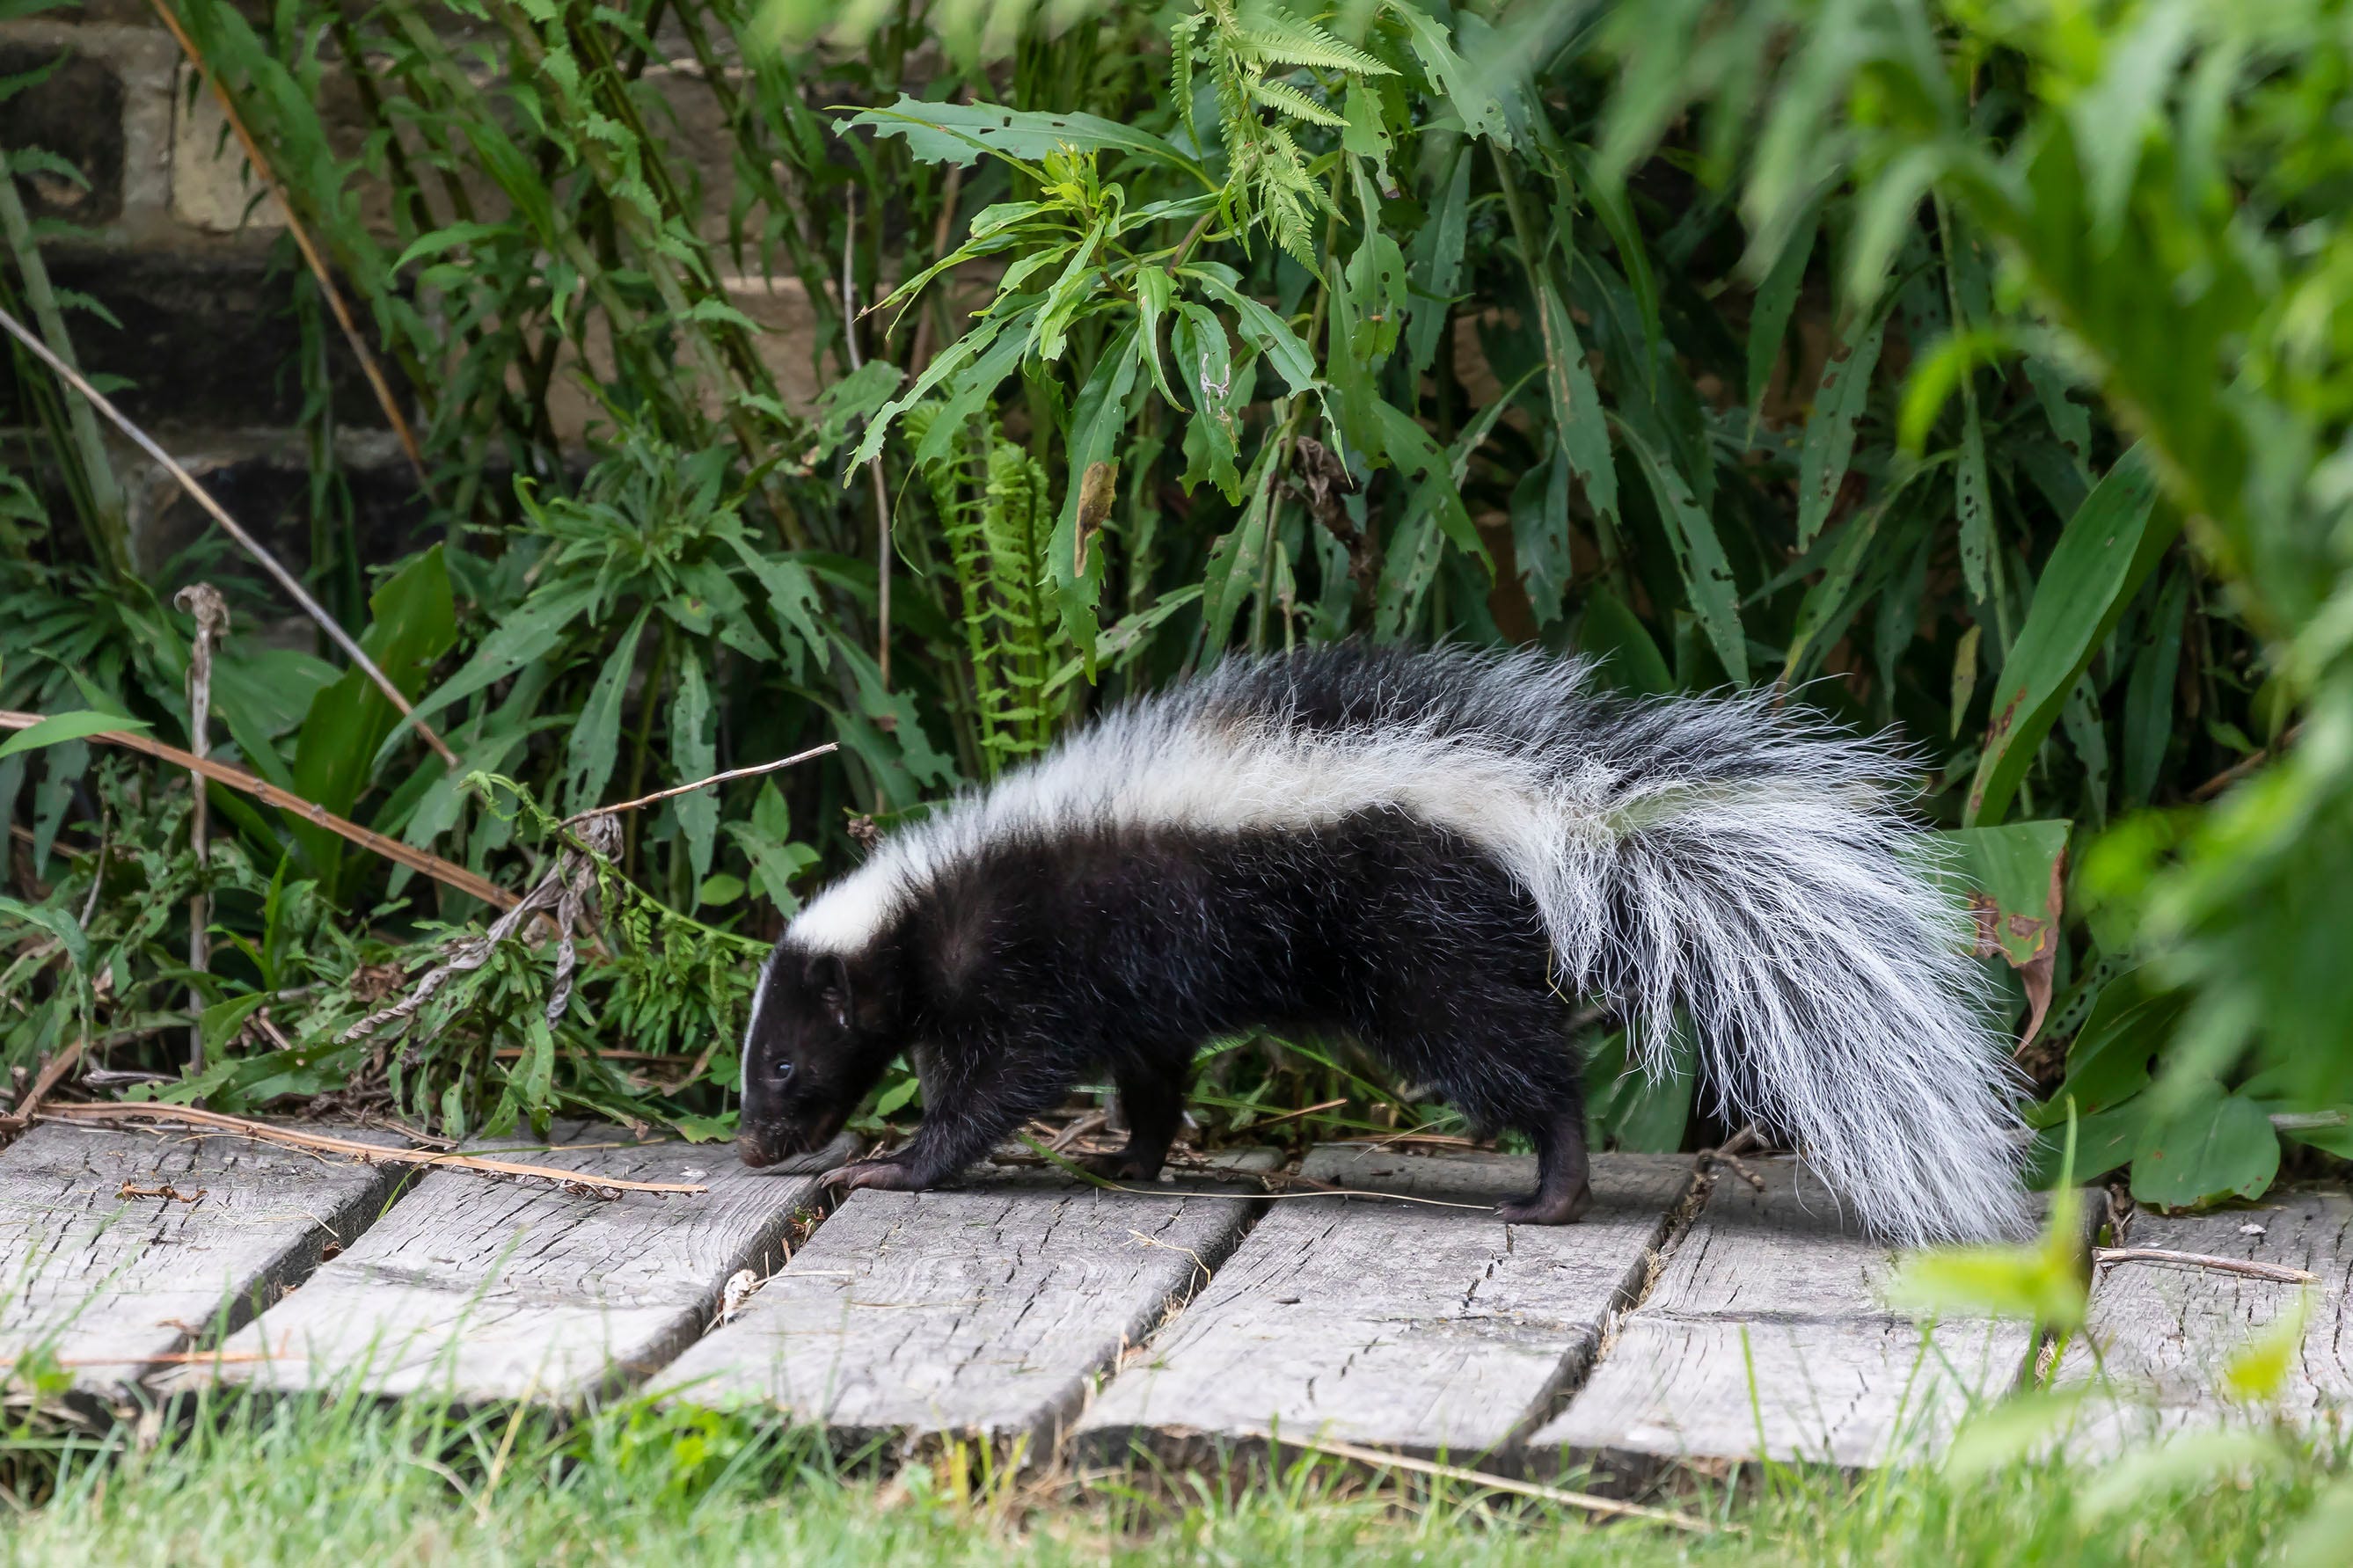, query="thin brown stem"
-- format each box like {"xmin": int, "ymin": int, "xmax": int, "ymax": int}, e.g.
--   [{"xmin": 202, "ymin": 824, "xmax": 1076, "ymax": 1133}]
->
[{"xmin": 559, "ymin": 742, "xmax": 838, "ymax": 827}]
